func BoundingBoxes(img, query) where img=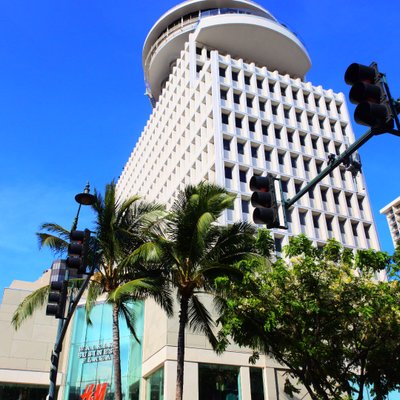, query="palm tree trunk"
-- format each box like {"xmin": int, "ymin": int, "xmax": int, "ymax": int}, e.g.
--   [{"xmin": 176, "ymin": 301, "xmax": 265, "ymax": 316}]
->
[
  {"xmin": 112, "ymin": 303, "xmax": 123, "ymax": 400},
  {"xmin": 176, "ymin": 295, "xmax": 189, "ymax": 400}
]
